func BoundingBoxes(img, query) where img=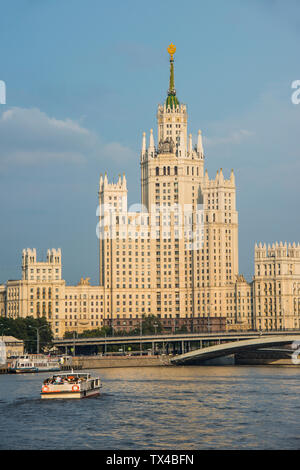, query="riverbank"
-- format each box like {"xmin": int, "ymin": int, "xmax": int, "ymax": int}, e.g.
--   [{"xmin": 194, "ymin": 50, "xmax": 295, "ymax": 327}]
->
[
  {"xmin": 1, "ymin": 350, "xmax": 297, "ymax": 373},
  {"xmin": 70, "ymin": 353, "xmax": 299, "ymax": 369},
  {"xmin": 71, "ymin": 354, "xmax": 172, "ymax": 369}
]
